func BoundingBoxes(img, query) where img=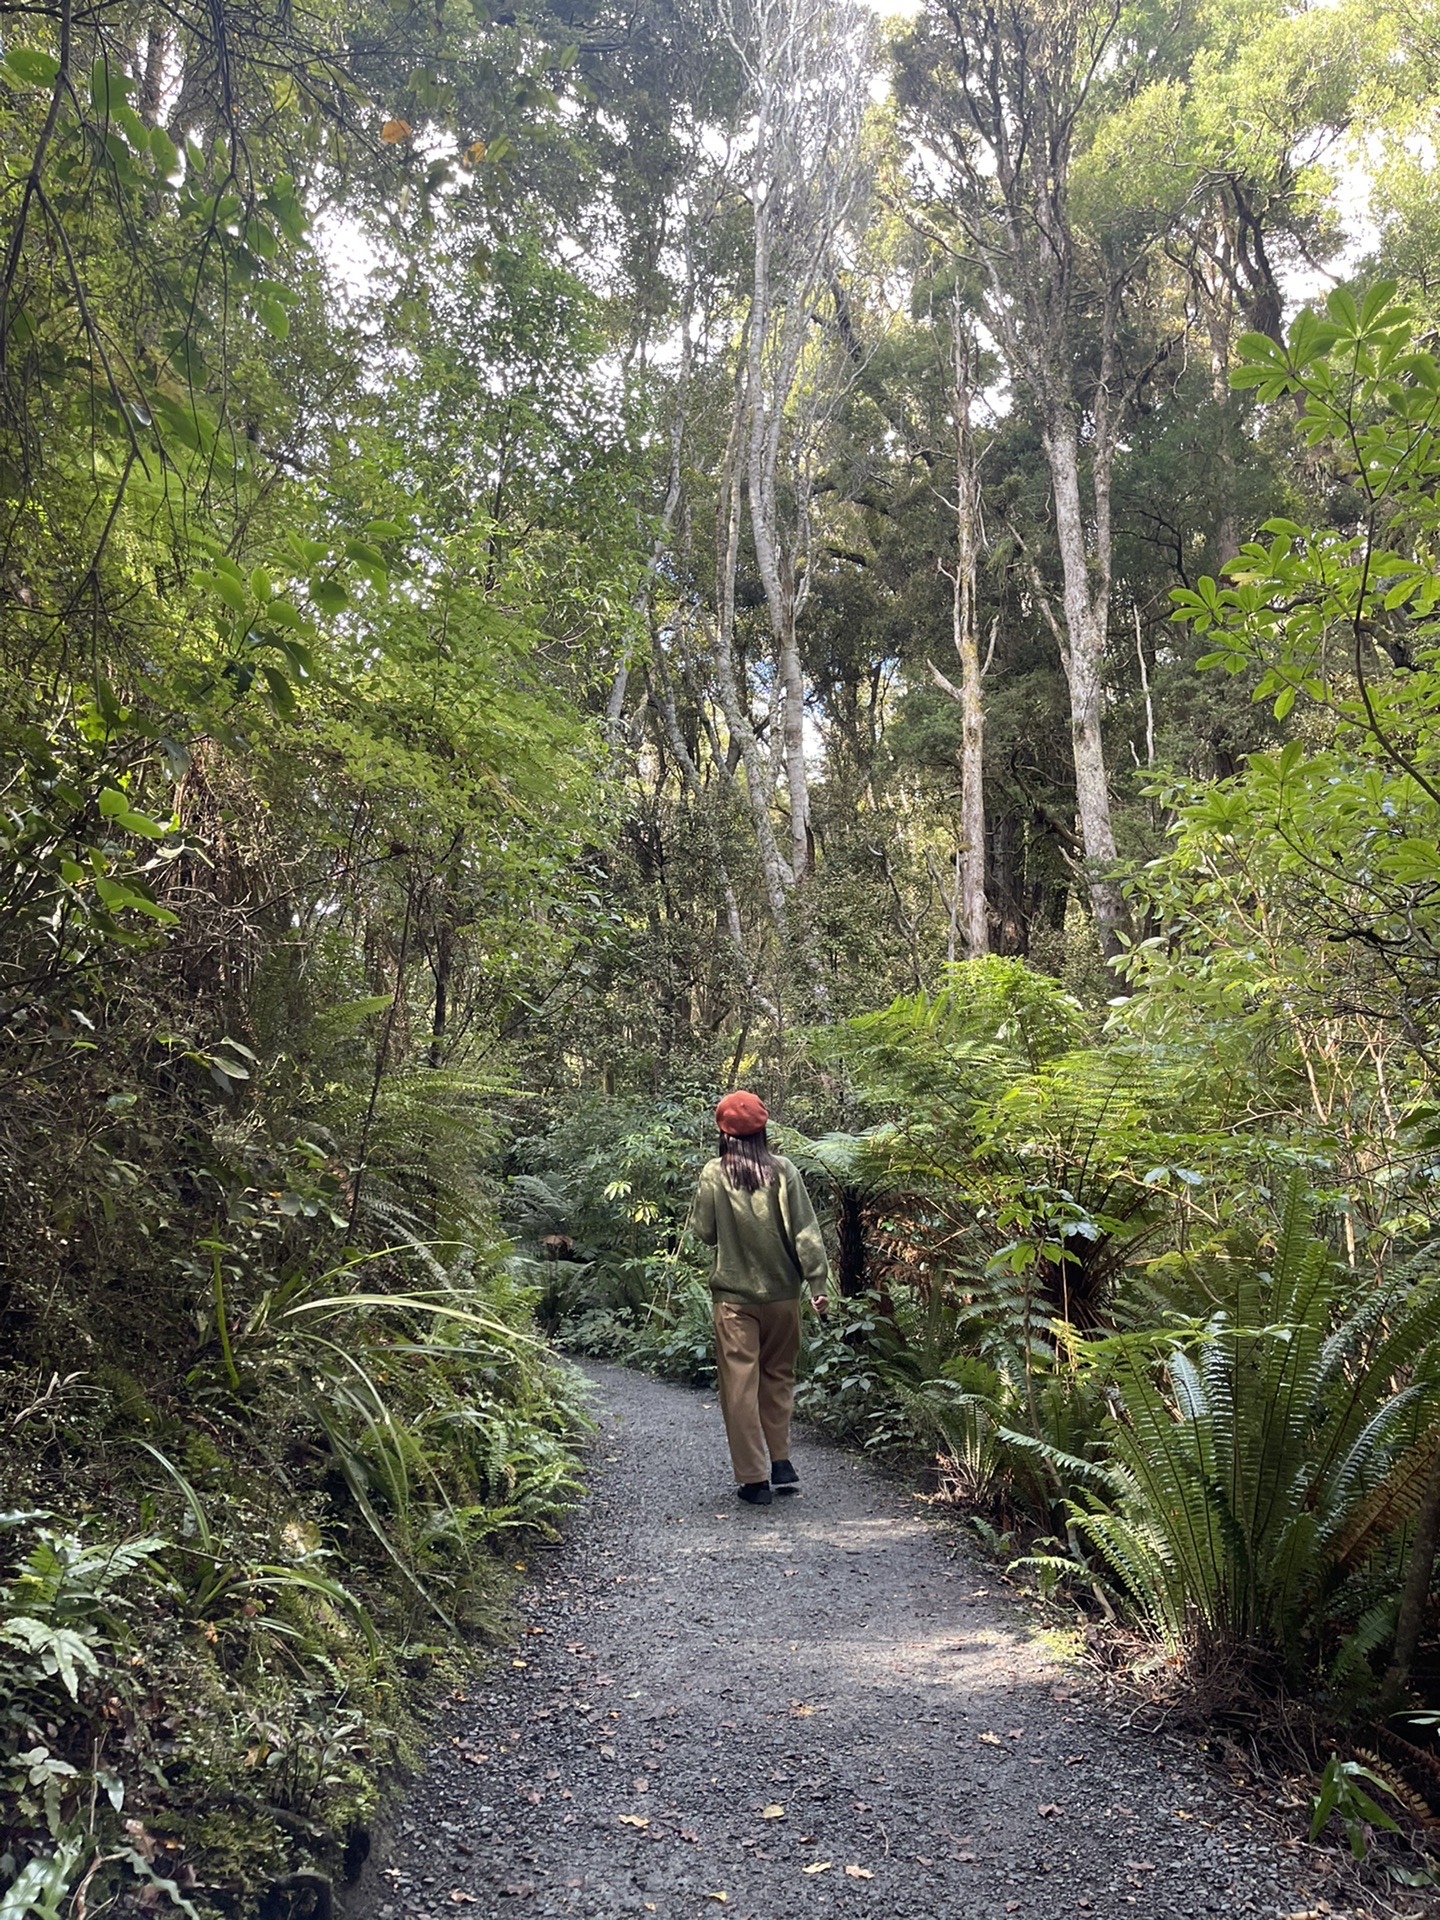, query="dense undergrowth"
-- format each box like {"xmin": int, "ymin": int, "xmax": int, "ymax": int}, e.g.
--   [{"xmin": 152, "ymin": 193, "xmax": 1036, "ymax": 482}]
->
[
  {"xmin": 1, "ymin": 1088, "xmax": 590, "ymax": 1920},
  {"xmin": 517, "ymin": 954, "xmax": 1440, "ymax": 1877},
  {"xmin": 7, "ymin": 0, "xmax": 1440, "ymax": 1904},
  {"xmin": 0, "ymin": 2, "xmax": 621, "ymax": 1913}
]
